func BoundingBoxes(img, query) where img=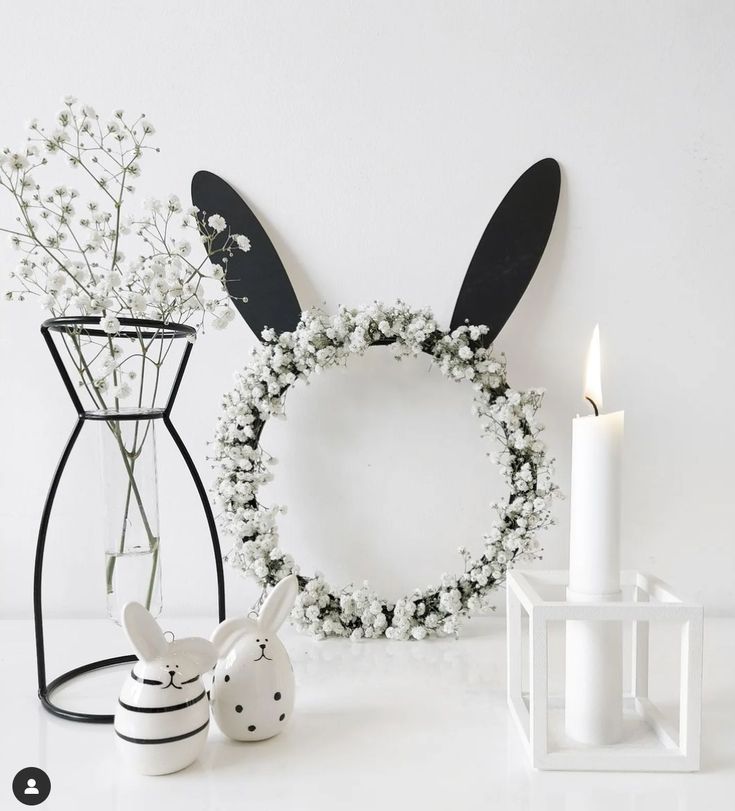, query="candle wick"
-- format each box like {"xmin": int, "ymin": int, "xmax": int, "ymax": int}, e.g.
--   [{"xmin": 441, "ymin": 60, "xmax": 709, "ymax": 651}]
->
[{"xmin": 585, "ymin": 396, "xmax": 600, "ymax": 417}]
